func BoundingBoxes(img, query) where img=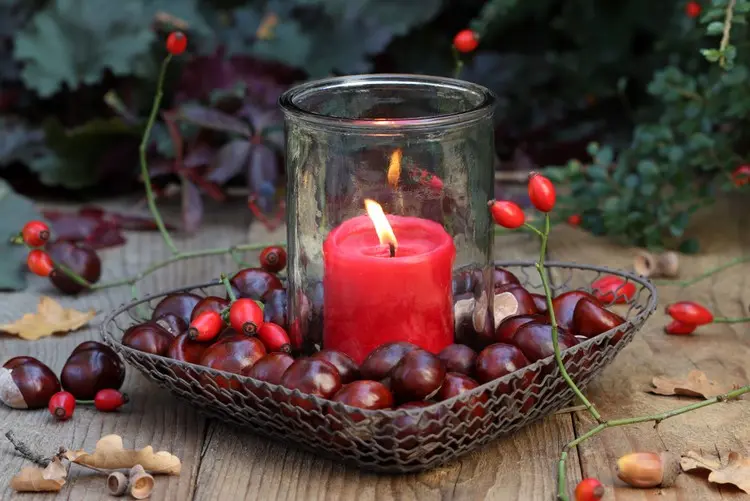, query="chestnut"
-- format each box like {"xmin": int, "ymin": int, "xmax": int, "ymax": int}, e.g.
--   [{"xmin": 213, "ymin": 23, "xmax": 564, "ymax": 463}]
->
[
  {"xmin": 530, "ymin": 294, "xmax": 549, "ymax": 313},
  {"xmin": 474, "ymin": 343, "xmax": 531, "ymax": 384},
  {"xmin": 151, "ymin": 292, "xmax": 202, "ymax": 326},
  {"xmin": 390, "ymin": 350, "xmax": 446, "ymax": 402},
  {"xmin": 47, "ymin": 241, "xmax": 102, "ymax": 294},
  {"xmin": 0, "ymin": 357, "xmax": 61, "ymax": 409},
  {"xmin": 229, "ymin": 268, "xmax": 283, "ymax": 301},
  {"xmin": 242, "ymin": 352, "xmax": 294, "ymax": 385},
  {"xmin": 551, "ymin": 290, "xmax": 600, "ymax": 332},
  {"xmin": 437, "ymin": 344, "xmax": 477, "ymax": 376},
  {"xmin": 573, "ymin": 298, "xmax": 626, "ymax": 338},
  {"xmin": 309, "ymin": 350, "xmax": 359, "ymax": 384},
  {"xmin": 495, "ymin": 314, "xmax": 546, "ymax": 343},
  {"xmin": 331, "ymin": 380, "xmax": 394, "ymax": 410},
  {"xmin": 263, "ymin": 288, "xmax": 288, "ymax": 330},
  {"xmin": 122, "ymin": 322, "xmax": 173, "ymax": 356},
  {"xmin": 360, "ymin": 342, "xmax": 419, "ymax": 381},
  {"xmin": 61, "ymin": 341, "xmax": 126, "ymax": 399},
  {"xmin": 494, "ymin": 284, "xmax": 538, "ymax": 316},
  {"xmin": 153, "ymin": 313, "xmax": 188, "ymax": 337},
  {"xmin": 280, "ymin": 358, "xmax": 342, "ymax": 400},
  {"xmin": 380, "ymin": 402, "xmax": 445, "ymax": 454},
  {"xmin": 190, "ymin": 296, "xmax": 230, "ymax": 321},
  {"xmin": 167, "ymin": 333, "xmax": 210, "ymax": 364},
  {"xmin": 494, "ymin": 267, "xmax": 521, "ymax": 288},
  {"xmin": 512, "ymin": 322, "xmax": 579, "ymax": 362},
  {"xmin": 437, "ymin": 372, "xmax": 487, "ymax": 425},
  {"xmin": 199, "ymin": 335, "xmax": 266, "ymax": 389}
]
